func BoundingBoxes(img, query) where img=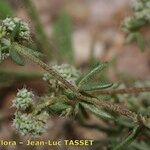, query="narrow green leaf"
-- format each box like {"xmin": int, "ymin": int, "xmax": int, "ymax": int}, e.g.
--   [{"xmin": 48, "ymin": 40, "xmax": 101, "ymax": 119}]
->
[
  {"xmin": 80, "ymin": 83, "xmax": 113, "ymax": 91},
  {"xmin": 53, "ymin": 11, "xmax": 74, "ymax": 63},
  {"xmin": 78, "ymin": 63, "xmax": 107, "ymax": 87},
  {"xmin": 9, "ymin": 47, "xmax": 25, "ymax": 66},
  {"xmin": 113, "ymin": 125, "xmax": 142, "ymax": 150},
  {"xmin": 49, "ymin": 102, "xmax": 70, "ymax": 113},
  {"xmin": 116, "ymin": 117, "xmax": 136, "ymax": 128},
  {"xmin": 74, "ymin": 102, "xmax": 89, "ymax": 119},
  {"xmin": 81, "ymin": 102, "xmax": 114, "ymax": 120}
]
